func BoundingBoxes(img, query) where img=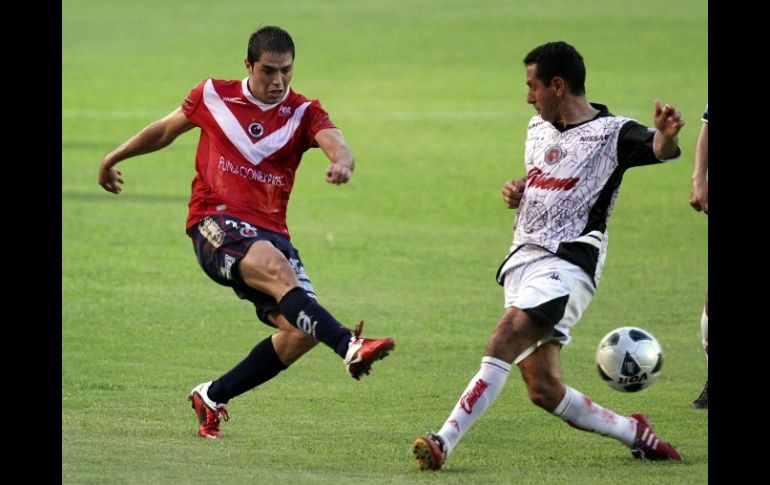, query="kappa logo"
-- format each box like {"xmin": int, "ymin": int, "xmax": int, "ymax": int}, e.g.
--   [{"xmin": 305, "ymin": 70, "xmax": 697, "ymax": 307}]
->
[
  {"xmin": 529, "ymin": 120, "xmax": 544, "ymax": 129},
  {"xmin": 296, "ymin": 311, "xmax": 317, "ymax": 337},
  {"xmin": 278, "ymin": 106, "xmax": 292, "ymax": 117},
  {"xmin": 248, "ymin": 122, "xmax": 265, "ymax": 138},
  {"xmin": 544, "ymin": 145, "xmax": 565, "ymax": 164},
  {"xmin": 223, "ymin": 96, "xmax": 249, "ymax": 105}
]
